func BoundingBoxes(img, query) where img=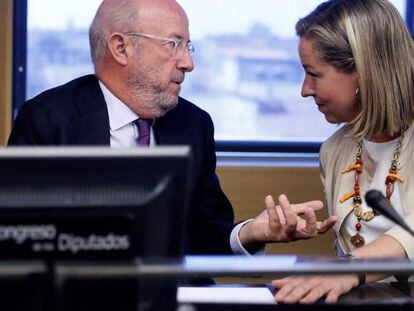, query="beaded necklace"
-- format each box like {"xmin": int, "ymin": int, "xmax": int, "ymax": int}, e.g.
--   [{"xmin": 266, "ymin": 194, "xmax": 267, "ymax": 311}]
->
[{"xmin": 339, "ymin": 129, "xmax": 406, "ymax": 248}]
